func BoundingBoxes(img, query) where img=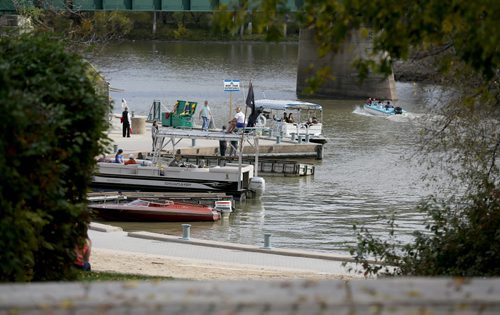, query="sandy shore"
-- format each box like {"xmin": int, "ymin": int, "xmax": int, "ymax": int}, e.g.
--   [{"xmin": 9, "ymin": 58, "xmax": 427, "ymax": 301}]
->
[{"xmin": 91, "ymin": 248, "xmax": 354, "ymax": 281}]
